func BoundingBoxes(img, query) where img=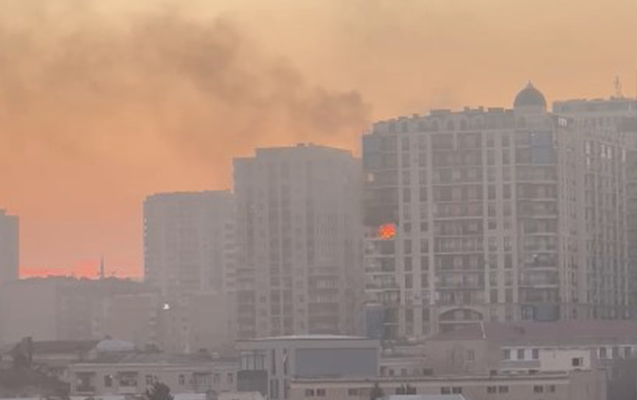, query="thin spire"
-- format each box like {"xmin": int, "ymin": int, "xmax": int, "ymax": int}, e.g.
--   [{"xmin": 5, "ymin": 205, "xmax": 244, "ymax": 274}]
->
[{"xmin": 99, "ymin": 255, "xmax": 105, "ymax": 279}]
